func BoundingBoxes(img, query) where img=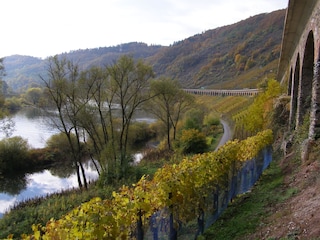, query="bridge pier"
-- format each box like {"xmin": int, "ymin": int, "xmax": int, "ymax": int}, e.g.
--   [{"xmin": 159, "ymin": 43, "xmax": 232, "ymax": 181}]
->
[
  {"xmin": 310, "ymin": 60, "xmax": 320, "ymax": 139},
  {"xmin": 278, "ymin": 0, "xmax": 320, "ymax": 142}
]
